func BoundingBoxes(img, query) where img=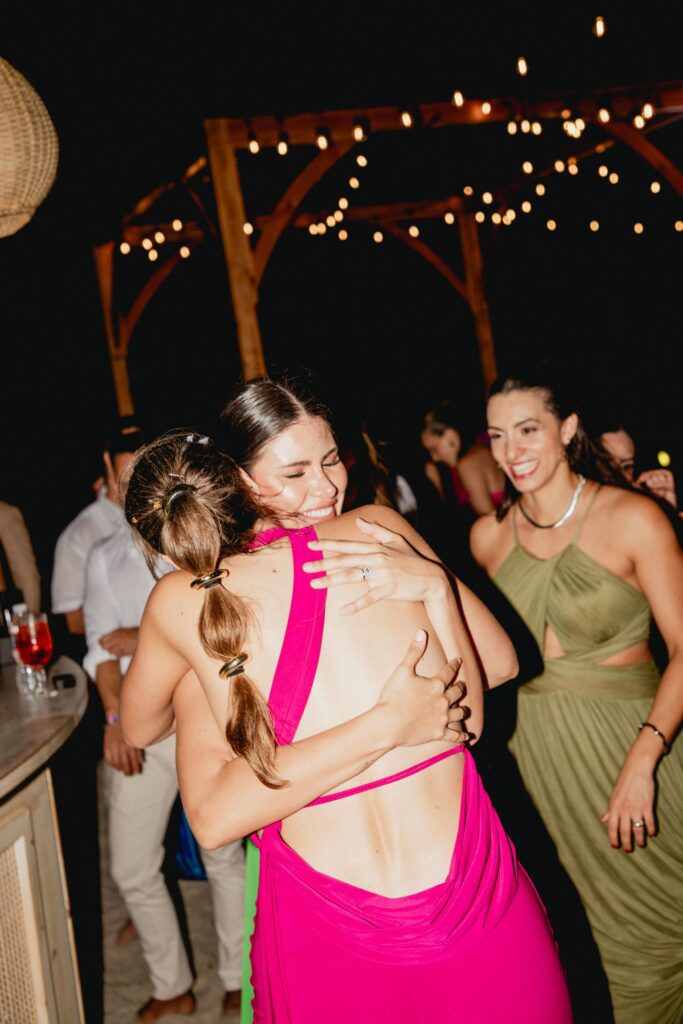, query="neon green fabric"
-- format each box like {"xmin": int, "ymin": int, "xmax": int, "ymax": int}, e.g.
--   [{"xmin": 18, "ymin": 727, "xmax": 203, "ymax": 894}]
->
[
  {"xmin": 495, "ymin": 510, "xmax": 683, "ymax": 1023},
  {"xmin": 240, "ymin": 839, "xmax": 259, "ymax": 1024}
]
